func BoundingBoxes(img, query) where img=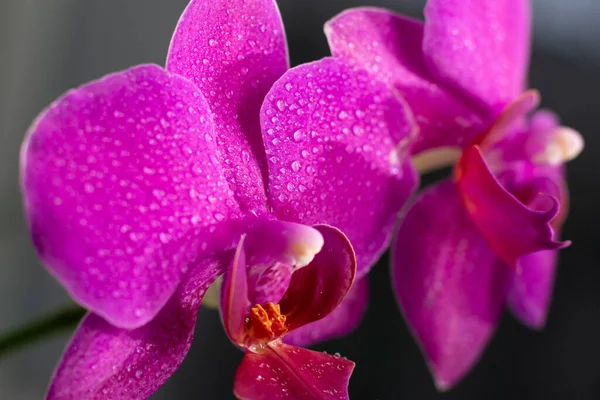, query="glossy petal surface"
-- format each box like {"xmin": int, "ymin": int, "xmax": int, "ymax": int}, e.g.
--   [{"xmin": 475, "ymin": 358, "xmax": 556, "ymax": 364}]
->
[
  {"xmin": 284, "ymin": 276, "xmax": 368, "ymax": 347},
  {"xmin": 423, "ymin": 0, "xmax": 531, "ymax": 109},
  {"xmin": 47, "ymin": 258, "xmax": 224, "ymax": 400},
  {"xmin": 325, "ymin": 7, "xmax": 487, "ymax": 152},
  {"xmin": 234, "ymin": 341, "xmax": 354, "ymax": 400},
  {"xmin": 392, "ymin": 181, "xmax": 510, "ymax": 389},
  {"xmin": 280, "ymin": 225, "xmax": 355, "ymax": 332},
  {"xmin": 456, "ymin": 145, "xmax": 566, "ymax": 268},
  {"xmin": 166, "ymin": 0, "xmax": 289, "ymax": 211},
  {"xmin": 21, "ymin": 64, "xmax": 240, "ymax": 329},
  {"xmin": 262, "ymin": 57, "xmax": 417, "ymax": 276}
]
